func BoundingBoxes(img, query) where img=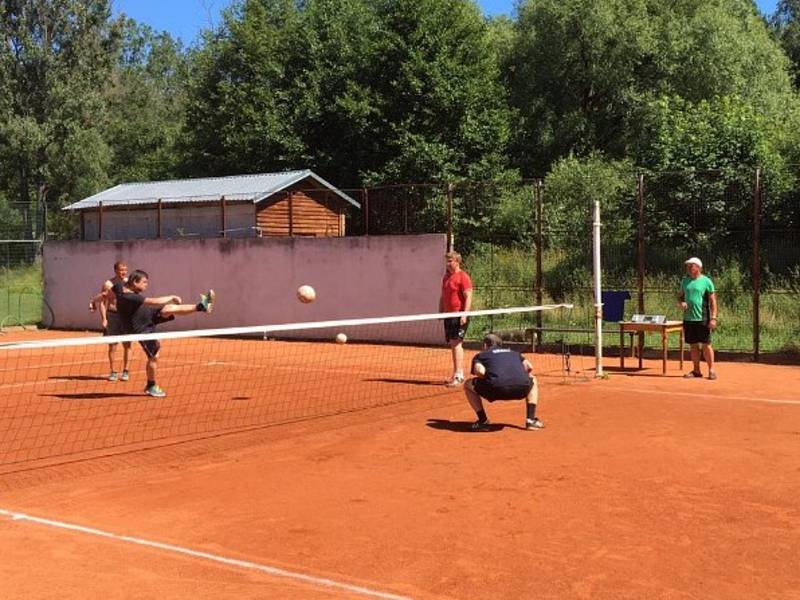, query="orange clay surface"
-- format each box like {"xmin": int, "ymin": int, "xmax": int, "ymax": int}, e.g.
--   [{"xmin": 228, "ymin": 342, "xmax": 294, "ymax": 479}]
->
[{"xmin": 1, "ymin": 329, "xmax": 799, "ymax": 599}]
